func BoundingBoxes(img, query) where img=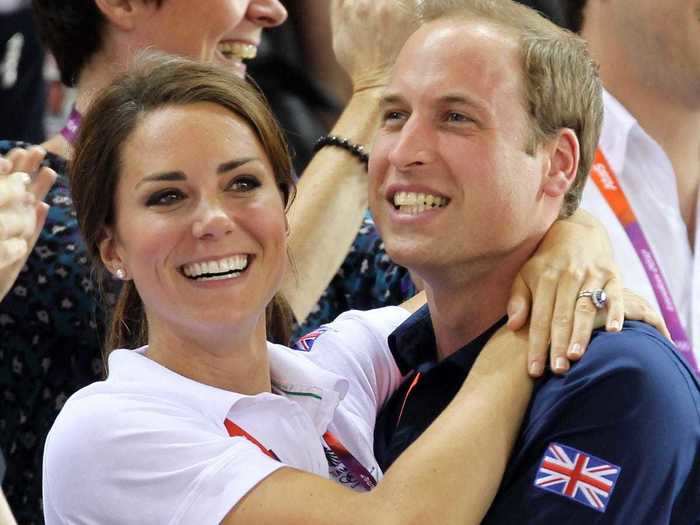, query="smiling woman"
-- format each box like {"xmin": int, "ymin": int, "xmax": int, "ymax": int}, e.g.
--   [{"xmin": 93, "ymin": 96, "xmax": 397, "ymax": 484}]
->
[{"xmin": 40, "ymin": 52, "xmax": 539, "ymax": 525}]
